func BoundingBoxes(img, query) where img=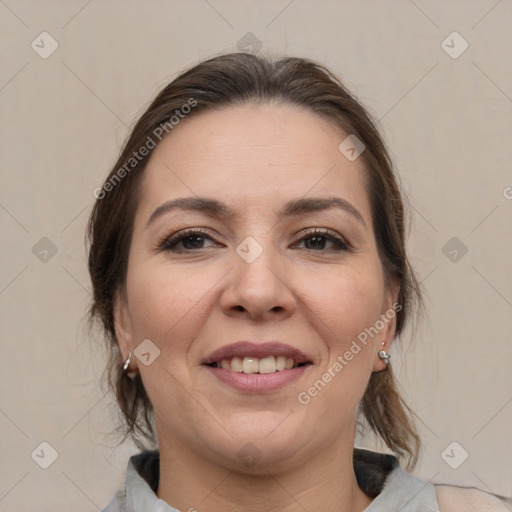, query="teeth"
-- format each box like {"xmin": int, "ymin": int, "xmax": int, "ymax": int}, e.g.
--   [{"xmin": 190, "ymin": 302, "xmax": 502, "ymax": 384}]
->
[
  {"xmin": 276, "ymin": 356, "xmax": 286, "ymax": 371},
  {"xmin": 259, "ymin": 356, "xmax": 276, "ymax": 374},
  {"xmin": 217, "ymin": 356, "xmax": 298, "ymax": 373},
  {"xmin": 242, "ymin": 357, "xmax": 259, "ymax": 374},
  {"xmin": 231, "ymin": 356, "xmax": 243, "ymax": 372}
]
